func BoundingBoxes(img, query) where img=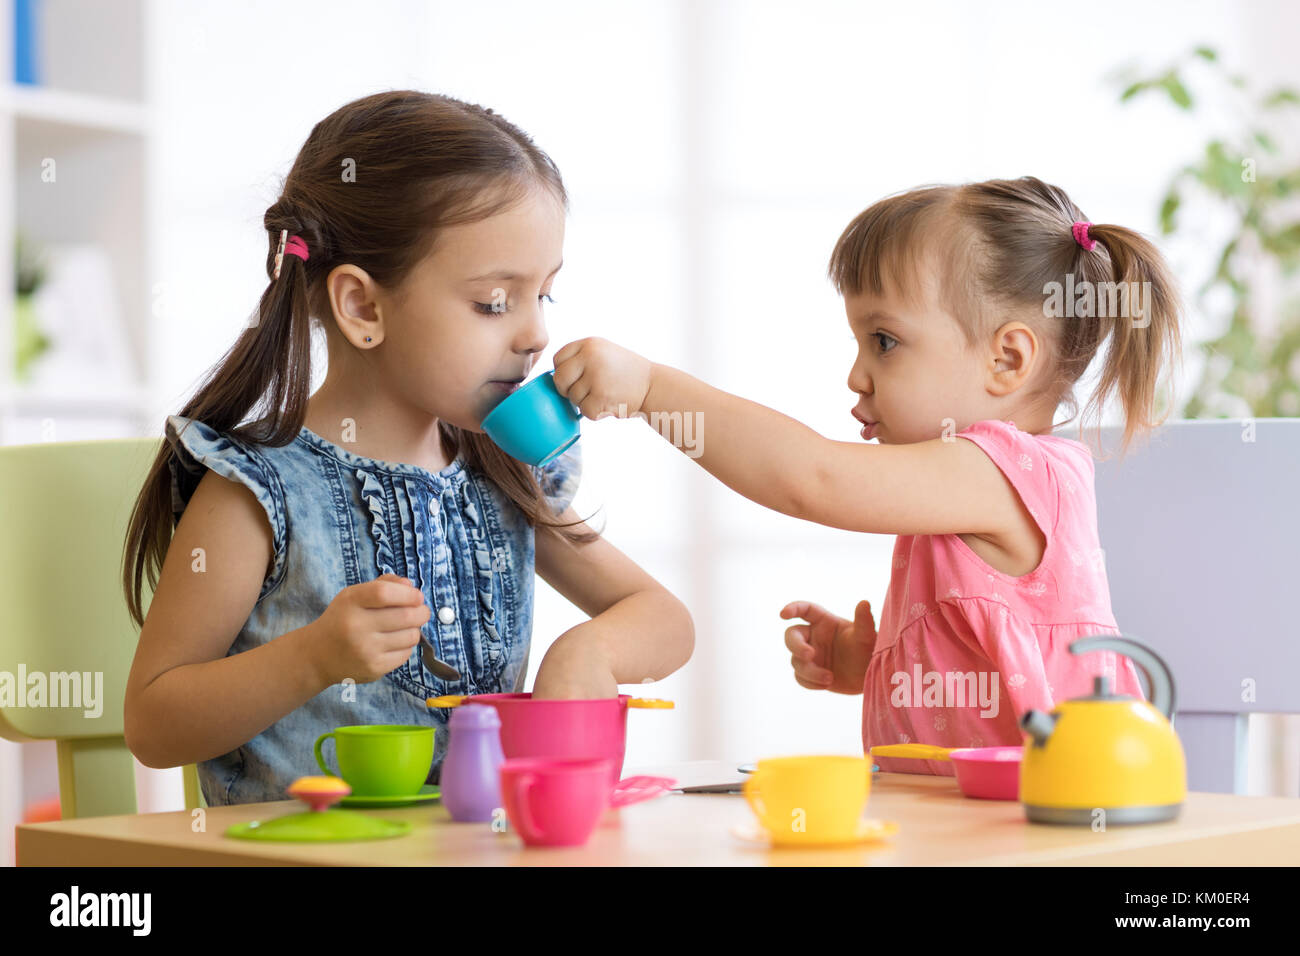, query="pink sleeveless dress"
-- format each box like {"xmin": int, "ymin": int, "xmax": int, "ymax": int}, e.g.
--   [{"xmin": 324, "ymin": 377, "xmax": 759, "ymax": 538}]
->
[{"xmin": 862, "ymin": 419, "xmax": 1146, "ymax": 776}]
